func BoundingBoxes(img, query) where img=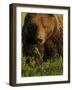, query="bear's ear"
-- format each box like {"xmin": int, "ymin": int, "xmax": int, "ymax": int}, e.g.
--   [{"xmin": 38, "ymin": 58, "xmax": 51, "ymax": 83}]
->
[
  {"xmin": 48, "ymin": 14, "xmax": 54, "ymax": 16},
  {"xmin": 24, "ymin": 13, "xmax": 32, "ymax": 24},
  {"xmin": 55, "ymin": 15, "xmax": 63, "ymax": 32}
]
